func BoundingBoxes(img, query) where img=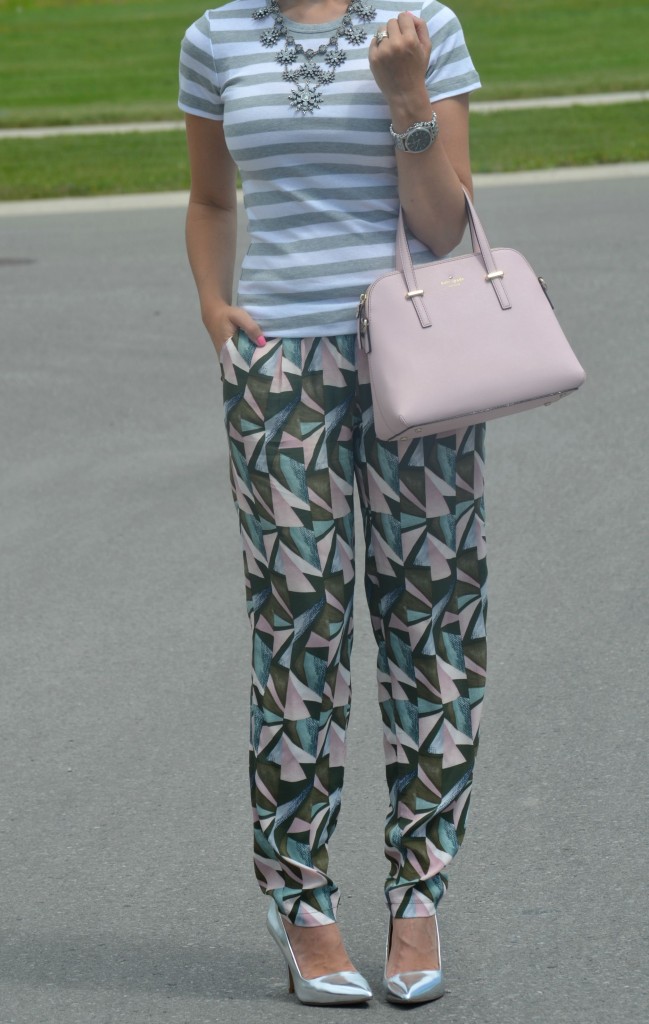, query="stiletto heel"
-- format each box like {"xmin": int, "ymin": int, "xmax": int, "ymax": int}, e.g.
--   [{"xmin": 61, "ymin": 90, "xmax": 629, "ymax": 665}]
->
[
  {"xmin": 383, "ymin": 914, "xmax": 445, "ymax": 1005},
  {"xmin": 267, "ymin": 902, "xmax": 372, "ymax": 1006}
]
